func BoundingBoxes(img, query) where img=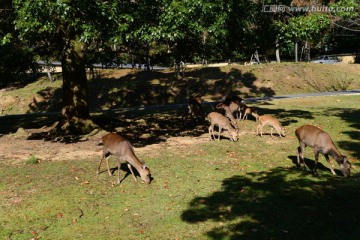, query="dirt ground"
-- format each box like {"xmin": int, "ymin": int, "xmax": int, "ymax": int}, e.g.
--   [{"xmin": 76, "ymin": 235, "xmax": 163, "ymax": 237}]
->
[{"xmin": 0, "ymin": 127, "xmax": 210, "ymax": 164}]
